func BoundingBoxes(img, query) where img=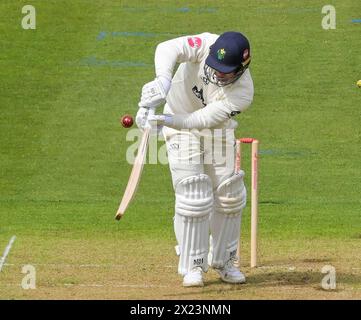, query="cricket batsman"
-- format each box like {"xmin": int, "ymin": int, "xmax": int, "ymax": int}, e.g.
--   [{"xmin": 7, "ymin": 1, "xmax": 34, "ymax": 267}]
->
[{"xmin": 136, "ymin": 31, "xmax": 254, "ymax": 287}]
